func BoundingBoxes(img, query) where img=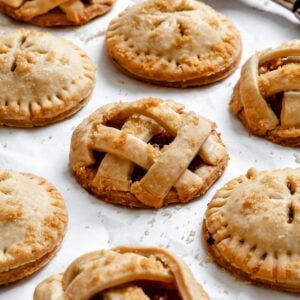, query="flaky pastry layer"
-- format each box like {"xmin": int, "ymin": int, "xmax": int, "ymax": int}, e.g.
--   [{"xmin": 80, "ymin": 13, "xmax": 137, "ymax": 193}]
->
[
  {"xmin": 204, "ymin": 168, "xmax": 300, "ymax": 292},
  {"xmin": 69, "ymin": 98, "xmax": 229, "ymax": 208},
  {"xmin": 34, "ymin": 246, "xmax": 209, "ymax": 299},
  {"xmin": 230, "ymin": 40, "xmax": 300, "ymax": 146},
  {"xmin": 0, "ymin": 0, "xmax": 115, "ymax": 26},
  {"xmin": 106, "ymin": 0, "xmax": 241, "ymax": 87}
]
